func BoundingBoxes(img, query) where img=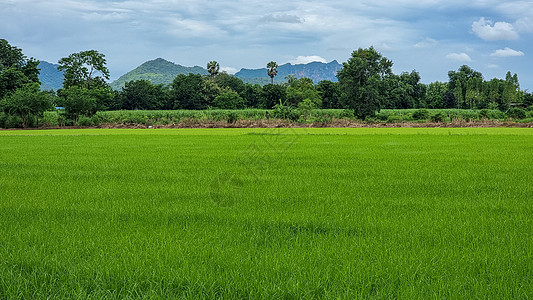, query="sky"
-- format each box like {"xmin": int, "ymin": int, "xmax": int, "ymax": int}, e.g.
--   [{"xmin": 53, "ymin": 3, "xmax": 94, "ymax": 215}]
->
[{"xmin": 1, "ymin": 0, "xmax": 532, "ymax": 90}]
